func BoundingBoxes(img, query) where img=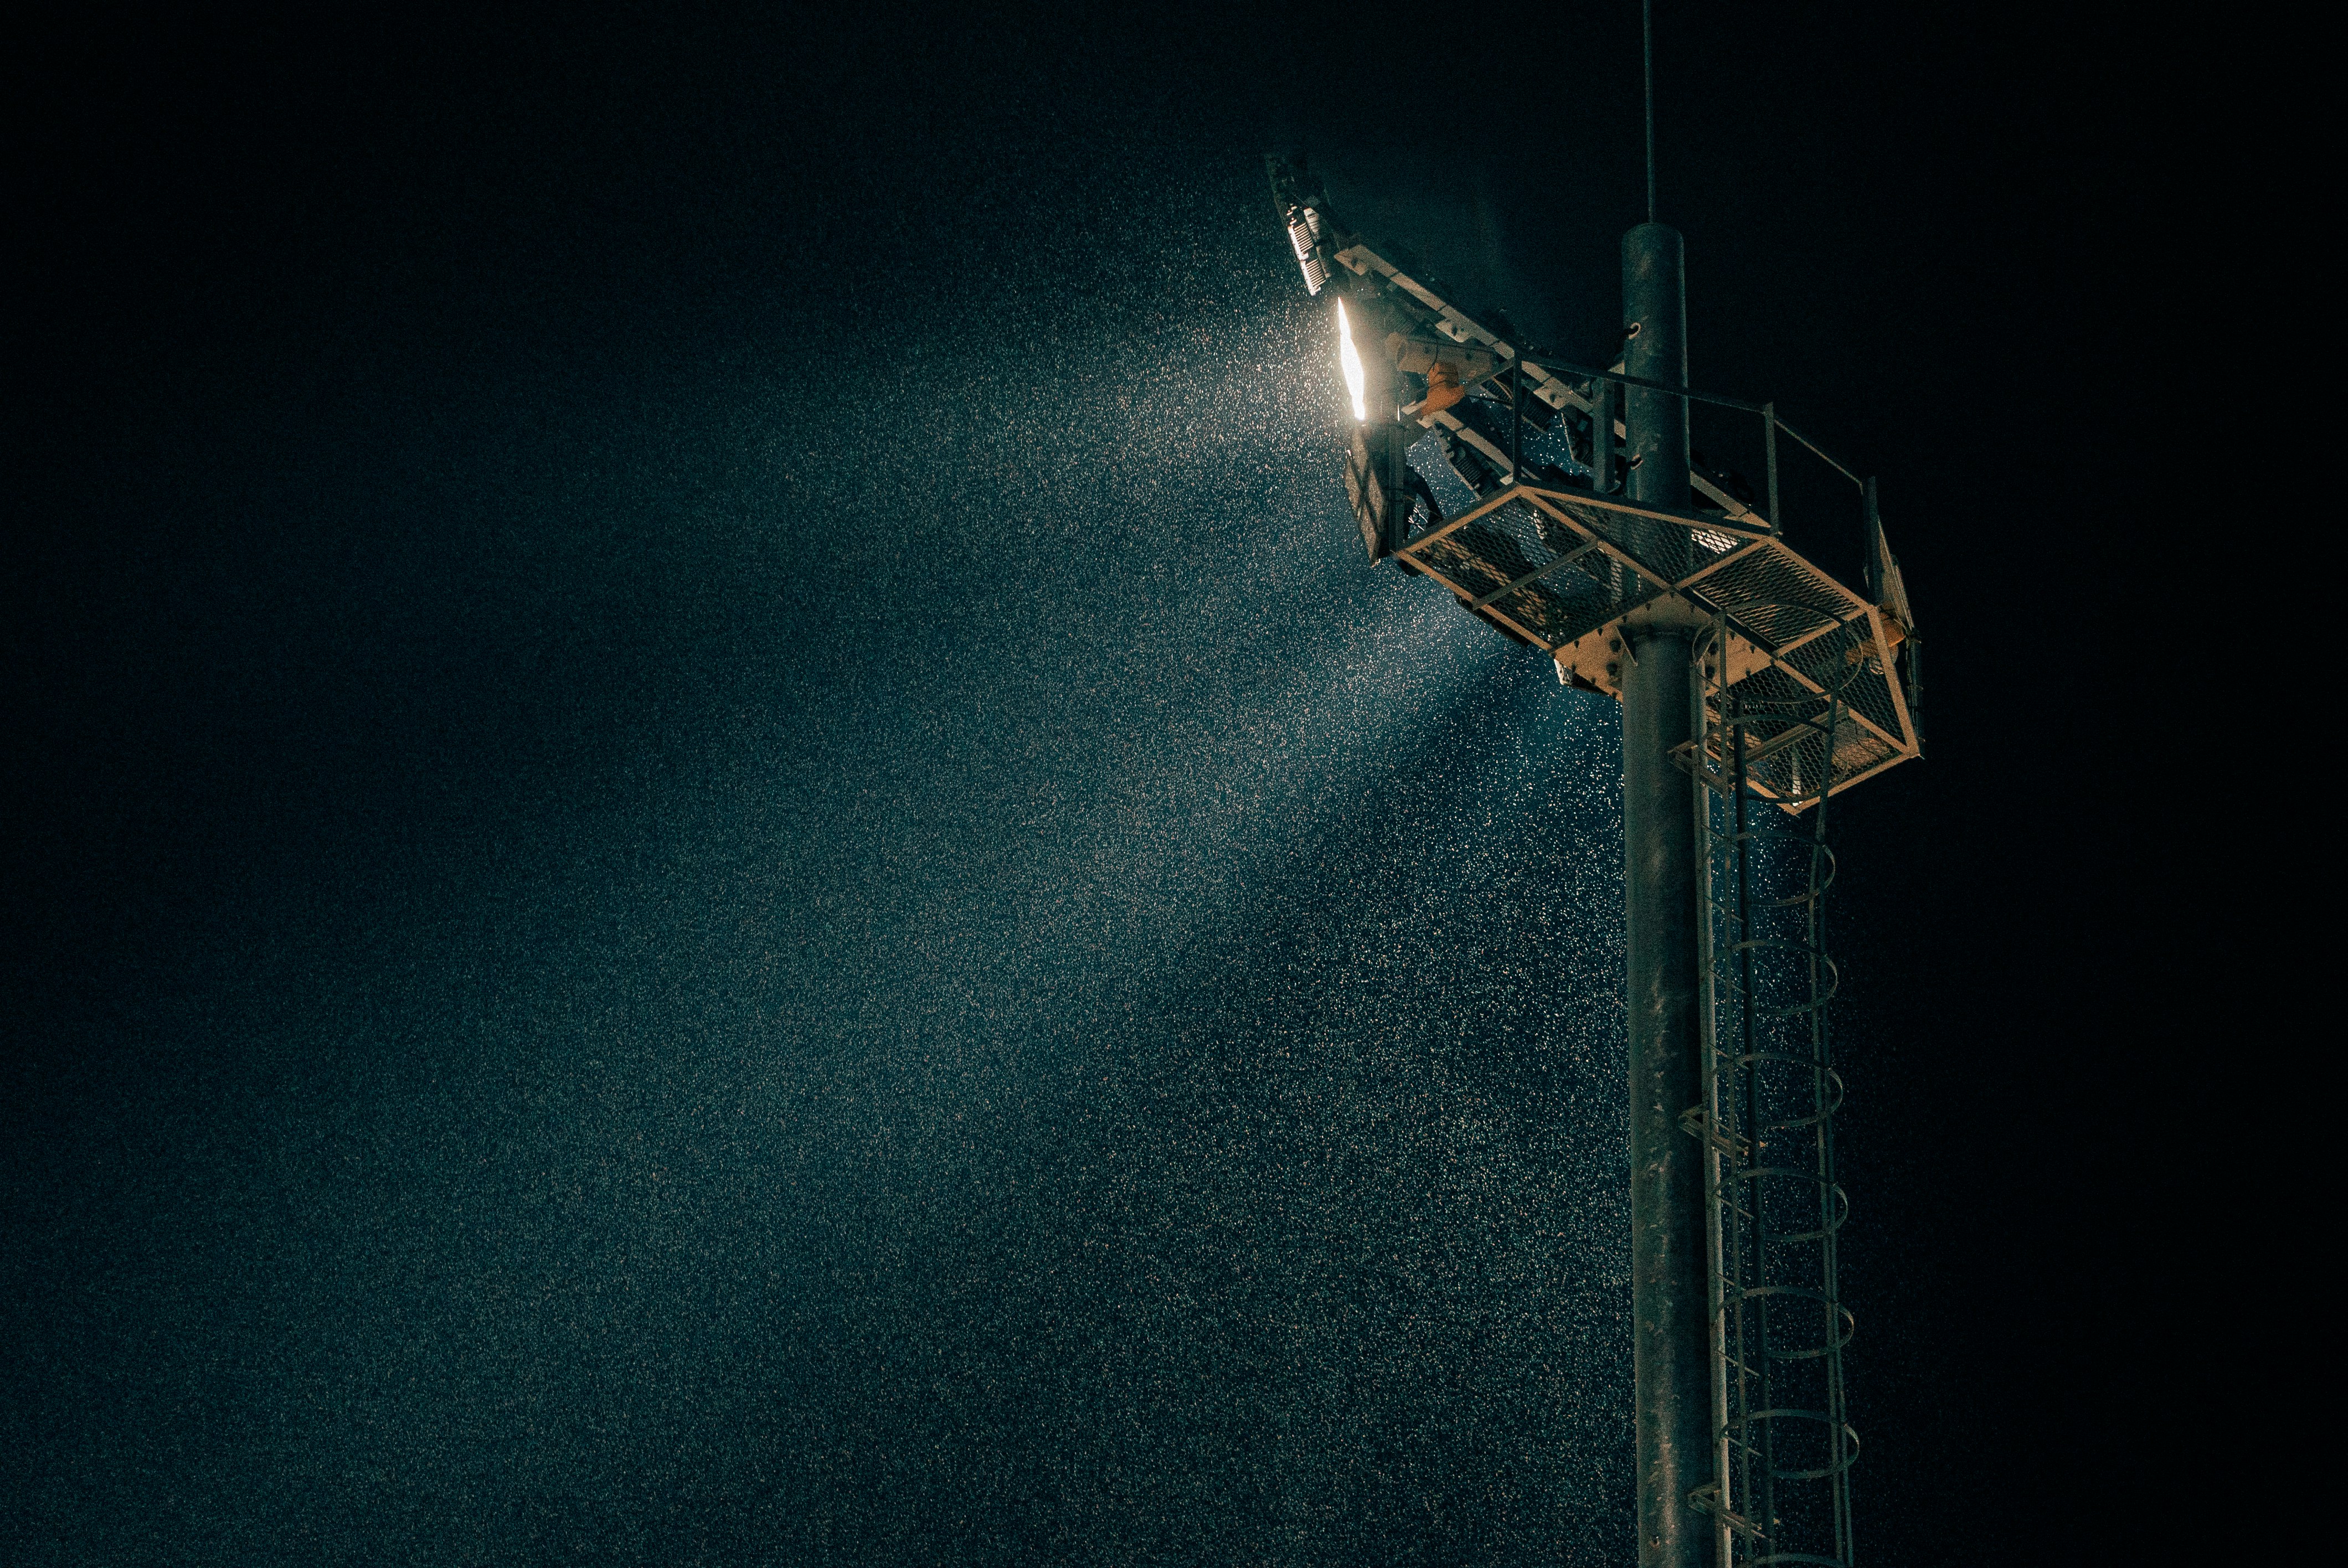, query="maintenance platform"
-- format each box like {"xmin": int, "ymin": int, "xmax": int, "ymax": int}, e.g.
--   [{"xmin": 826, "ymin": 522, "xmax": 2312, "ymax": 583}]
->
[{"xmin": 1280, "ymin": 159, "xmax": 1921, "ymax": 809}]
